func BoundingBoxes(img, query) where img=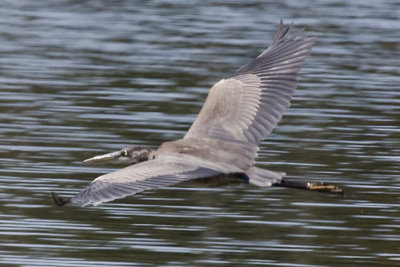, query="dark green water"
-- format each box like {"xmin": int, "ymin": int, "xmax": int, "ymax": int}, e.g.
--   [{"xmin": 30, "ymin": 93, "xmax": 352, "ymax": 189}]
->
[{"xmin": 0, "ymin": 1, "xmax": 399, "ymax": 266}]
